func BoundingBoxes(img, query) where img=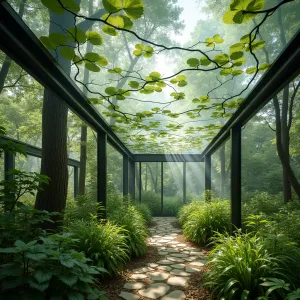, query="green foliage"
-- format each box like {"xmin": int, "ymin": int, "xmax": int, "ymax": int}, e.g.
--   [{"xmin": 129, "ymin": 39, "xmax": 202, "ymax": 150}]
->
[
  {"xmin": 0, "ymin": 233, "xmax": 107, "ymax": 299},
  {"xmin": 135, "ymin": 203, "xmax": 152, "ymax": 225},
  {"xmin": 177, "ymin": 200, "xmax": 201, "ymax": 226},
  {"xmin": 183, "ymin": 200, "xmax": 230, "ymax": 245},
  {"xmin": 66, "ymin": 219, "xmax": 129, "ymax": 275},
  {"xmin": 204, "ymin": 231, "xmax": 291, "ymax": 299},
  {"xmin": 108, "ymin": 200, "xmax": 148, "ymax": 257}
]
